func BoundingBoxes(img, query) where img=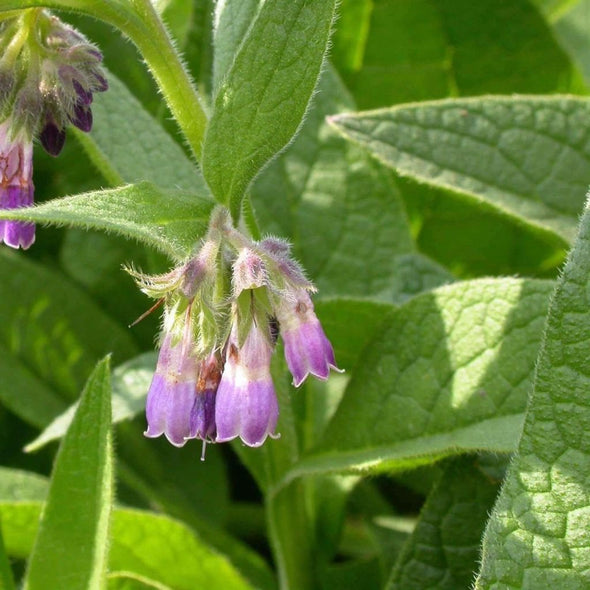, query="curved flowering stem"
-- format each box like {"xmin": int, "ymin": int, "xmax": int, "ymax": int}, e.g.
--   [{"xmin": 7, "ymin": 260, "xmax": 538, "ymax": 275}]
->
[{"xmin": 0, "ymin": 0, "xmax": 208, "ymax": 161}]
